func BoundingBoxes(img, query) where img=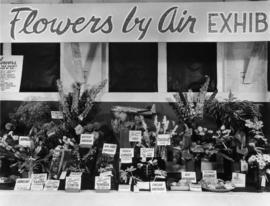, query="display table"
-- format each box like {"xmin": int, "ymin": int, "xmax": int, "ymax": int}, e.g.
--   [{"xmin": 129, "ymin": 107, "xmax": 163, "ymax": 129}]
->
[{"xmin": 0, "ymin": 191, "xmax": 269, "ymax": 206}]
